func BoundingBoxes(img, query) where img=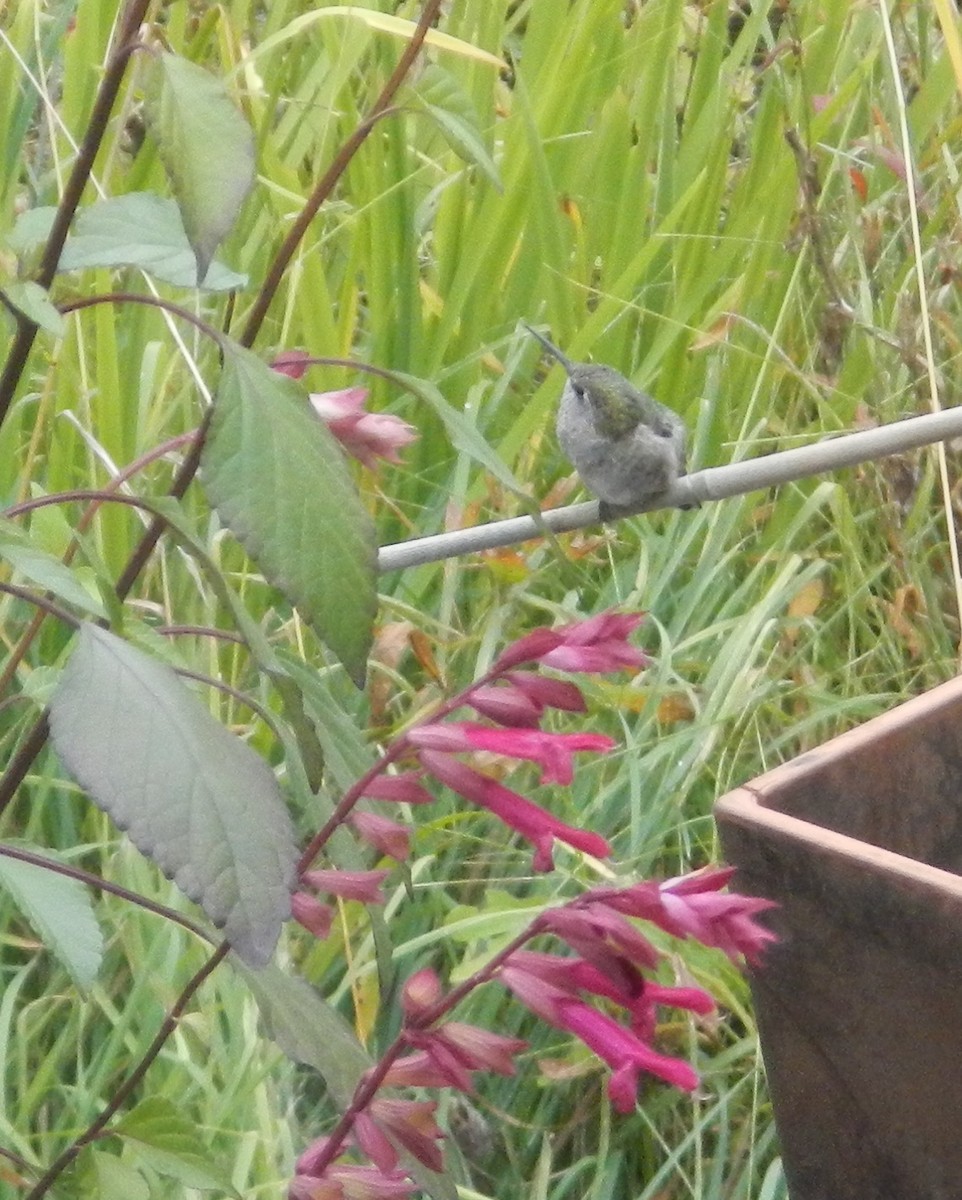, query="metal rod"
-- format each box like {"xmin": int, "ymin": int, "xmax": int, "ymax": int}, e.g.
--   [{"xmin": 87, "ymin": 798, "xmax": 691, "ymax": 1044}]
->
[{"xmin": 377, "ymin": 406, "xmax": 962, "ymax": 574}]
